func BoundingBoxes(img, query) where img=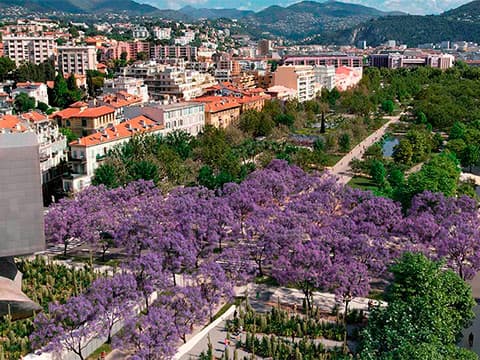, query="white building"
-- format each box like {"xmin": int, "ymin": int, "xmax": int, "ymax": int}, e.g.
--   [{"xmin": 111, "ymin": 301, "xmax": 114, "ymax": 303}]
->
[
  {"xmin": 132, "ymin": 26, "xmax": 150, "ymax": 40},
  {"xmin": 12, "ymin": 82, "xmax": 49, "ymax": 106},
  {"xmin": 103, "ymin": 77, "xmax": 149, "ymax": 103},
  {"xmin": 3, "ymin": 35, "xmax": 55, "ymax": 65},
  {"xmin": 144, "ymin": 67, "xmax": 216, "ymax": 101},
  {"xmin": 118, "ymin": 61, "xmax": 167, "ymax": 78},
  {"xmin": 125, "ymin": 102, "xmax": 205, "ymax": 136},
  {"xmin": 57, "ymin": 46, "xmax": 97, "ymax": 76},
  {"xmin": 174, "ymin": 30, "xmax": 195, "ymax": 46},
  {"xmin": 64, "ymin": 115, "xmax": 165, "ymax": 193},
  {"xmin": 152, "ymin": 27, "xmax": 171, "ymax": 40},
  {"xmin": 314, "ymin": 65, "xmax": 336, "ymax": 91},
  {"xmin": 273, "ymin": 65, "xmax": 316, "ymax": 102}
]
